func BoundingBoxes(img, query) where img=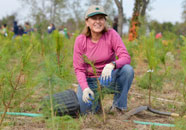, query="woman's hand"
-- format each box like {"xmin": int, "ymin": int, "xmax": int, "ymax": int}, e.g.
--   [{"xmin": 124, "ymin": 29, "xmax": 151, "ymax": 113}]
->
[
  {"xmin": 100, "ymin": 63, "xmax": 115, "ymax": 86},
  {"xmin": 82, "ymin": 88, "xmax": 94, "ymax": 103}
]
